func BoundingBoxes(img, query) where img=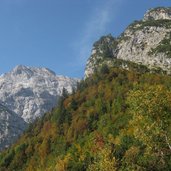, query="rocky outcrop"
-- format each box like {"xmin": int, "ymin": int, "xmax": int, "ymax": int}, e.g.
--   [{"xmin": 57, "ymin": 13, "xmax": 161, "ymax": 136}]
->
[
  {"xmin": 85, "ymin": 7, "xmax": 171, "ymax": 77},
  {"xmin": 143, "ymin": 7, "xmax": 171, "ymax": 21},
  {"xmin": 85, "ymin": 35, "xmax": 118, "ymax": 77},
  {"xmin": 116, "ymin": 22, "xmax": 171, "ymax": 71}
]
